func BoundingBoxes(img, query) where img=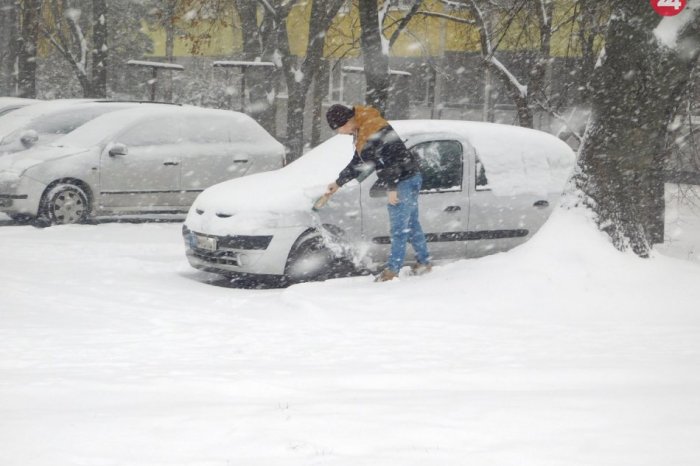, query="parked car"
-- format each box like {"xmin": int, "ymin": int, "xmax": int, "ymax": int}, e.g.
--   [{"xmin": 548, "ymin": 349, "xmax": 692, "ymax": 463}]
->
[
  {"xmin": 0, "ymin": 101, "xmax": 152, "ymax": 155},
  {"xmin": 0, "ymin": 99, "xmax": 93, "ymax": 141},
  {"xmin": 0, "ymin": 97, "xmax": 41, "ymax": 118},
  {"xmin": 0, "ymin": 105, "xmax": 285, "ymax": 224},
  {"xmin": 182, "ymin": 120, "xmax": 576, "ymax": 284}
]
